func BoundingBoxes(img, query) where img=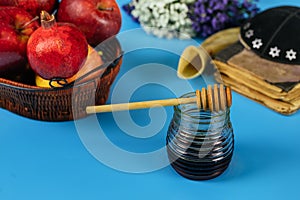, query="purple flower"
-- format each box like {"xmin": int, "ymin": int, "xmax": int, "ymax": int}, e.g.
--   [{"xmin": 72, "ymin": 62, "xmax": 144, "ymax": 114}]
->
[{"xmin": 189, "ymin": 0, "xmax": 259, "ymax": 38}]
